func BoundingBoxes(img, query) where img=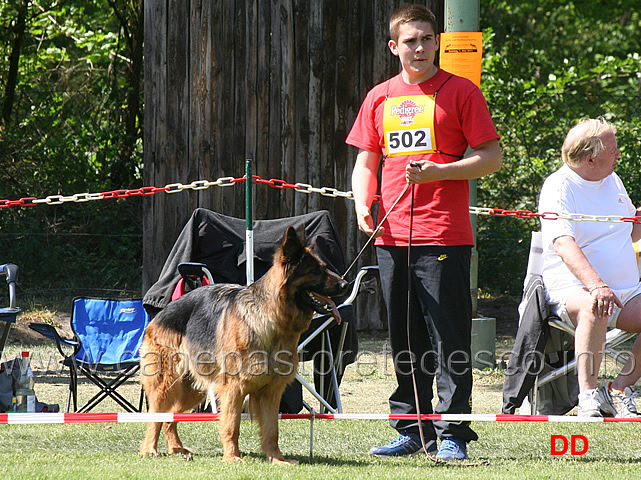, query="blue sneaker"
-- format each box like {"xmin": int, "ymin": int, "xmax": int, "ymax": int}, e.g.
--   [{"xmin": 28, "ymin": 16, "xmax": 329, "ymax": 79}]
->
[
  {"xmin": 436, "ymin": 438, "xmax": 468, "ymax": 460},
  {"xmin": 369, "ymin": 431, "xmax": 438, "ymax": 457}
]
